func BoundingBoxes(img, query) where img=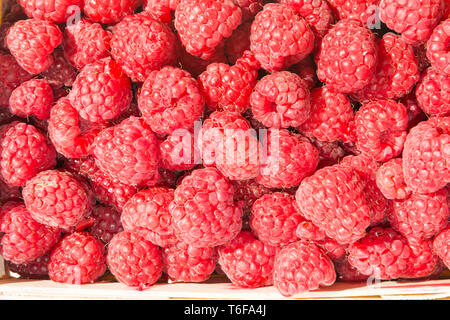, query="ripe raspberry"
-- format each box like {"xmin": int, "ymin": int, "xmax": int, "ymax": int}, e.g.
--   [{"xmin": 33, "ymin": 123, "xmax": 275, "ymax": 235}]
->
[
  {"xmin": 224, "ymin": 22, "xmax": 251, "ymax": 65},
  {"xmin": 163, "ymin": 241, "xmax": 216, "ymax": 283},
  {"xmin": 63, "ymin": 19, "xmax": 112, "ymax": 71},
  {"xmin": 107, "ymin": 230, "xmax": 163, "ymax": 288},
  {"xmin": 9, "ymin": 79, "xmax": 53, "ymax": 120},
  {"xmin": 376, "ymin": 158, "xmax": 412, "ymax": 200},
  {"xmin": 159, "ymin": 130, "xmax": 198, "ymax": 171},
  {"xmin": 315, "ymin": 19, "xmax": 377, "ymax": 94},
  {"xmin": 334, "ymin": 258, "xmax": 369, "ymax": 282},
  {"xmin": 288, "ymin": 56, "xmax": 318, "ymax": 90},
  {"xmin": 64, "ymin": 156, "xmax": 98, "ymax": 180},
  {"xmin": 296, "ymin": 165, "xmax": 371, "ymax": 245},
  {"xmin": 415, "ymin": 67, "xmax": 450, "ymax": 117},
  {"xmin": 231, "ymin": 0, "xmax": 265, "ymax": 22},
  {"xmin": 379, "ymin": 0, "xmax": 443, "ymax": 45},
  {"xmin": 327, "ymin": 0, "xmax": 378, "ymax": 25},
  {"xmin": 84, "ymin": 0, "xmax": 140, "ymax": 24},
  {"xmin": 296, "ymin": 220, "xmax": 327, "ymax": 241},
  {"xmin": 426, "ymin": 19, "xmax": 450, "ymax": 76},
  {"xmin": 308, "ymin": 138, "xmax": 346, "ymax": 169},
  {"xmin": 23, "ymin": 170, "xmax": 92, "ymax": 229},
  {"xmin": 0, "ymin": 122, "xmax": 56, "ymax": 186},
  {"xmin": 70, "ymin": 58, "xmax": 132, "ymax": 124},
  {"xmin": 273, "ymin": 240, "xmax": 336, "ymax": 297},
  {"xmin": 351, "ymin": 33, "xmax": 420, "ymax": 103},
  {"xmin": 0, "ymin": 54, "xmax": 32, "ymax": 107},
  {"xmin": 144, "ymin": 0, "xmax": 180, "ymax": 22},
  {"xmin": 175, "ymin": 0, "xmax": 242, "ymax": 60},
  {"xmin": 88, "ymin": 205, "xmax": 123, "ymax": 244},
  {"xmin": 0, "ymin": 202, "xmax": 60, "ymax": 264},
  {"xmin": 8, "ymin": 252, "xmax": 50, "ymax": 279},
  {"xmin": 402, "ymin": 117, "xmax": 450, "ymax": 194},
  {"xmin": 250, "ymin": 193, "xmax": 303, "ymax": 247},
  {"xmin": 402, "ymin": 237, "xmax": 440, "ymax": 279},
  {"xmin": 138, "ymin": 66, "xmax": 204, "ymax": 135},
  {"xmin": 93, "ymin": 117, "xmax": 160, "ymax": 187},
  {"xmin": 400, "ymin": 93, "xmax": 427, "ymax": 130},
  {"xmin": 257, "ymin": 129, "xmax": 319, "ymax": 189},
  {"xmin": 250, "ymin": 71, "xmax": 310, "ymax": 129},
  {"xmin": 18, "ymin": 0, "xmax": 82, "ymax": 23},
  {"xmin": 6, "ymin": 18, "xmax": 62, "ymax": 74},
  {"xmin": 232, "ymin": 179, "xmax": 272, "ymax": 214},
  {"xmin": 250, "ymin": 3, "xmax": 314, "ymax": 72},
  {"xmin": 432, "ymin": 227, "xmax": 450, "ymax": 270},
  {"xmin": 49, "ymin": 232, "xmax": 106, "ymax": 284},
  {"xmin": 169, "ymin": 168, "xmax": 242, "ymax": 248},
  {"xmin": 40, "ymin": 49, "xmax": 77, "ymax": 89},
  {"xmin": 348, "ymin": 227, "xmax": 411, "ymax": 280}
]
